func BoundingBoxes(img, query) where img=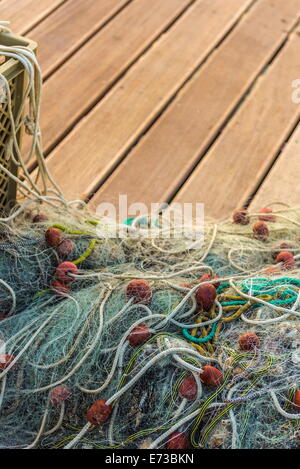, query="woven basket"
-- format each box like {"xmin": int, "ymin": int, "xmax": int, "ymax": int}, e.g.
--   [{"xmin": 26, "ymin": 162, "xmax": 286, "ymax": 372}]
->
[{"xmin": 0, "ymin": 31, "xmax": 36, "ymax": 212}]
